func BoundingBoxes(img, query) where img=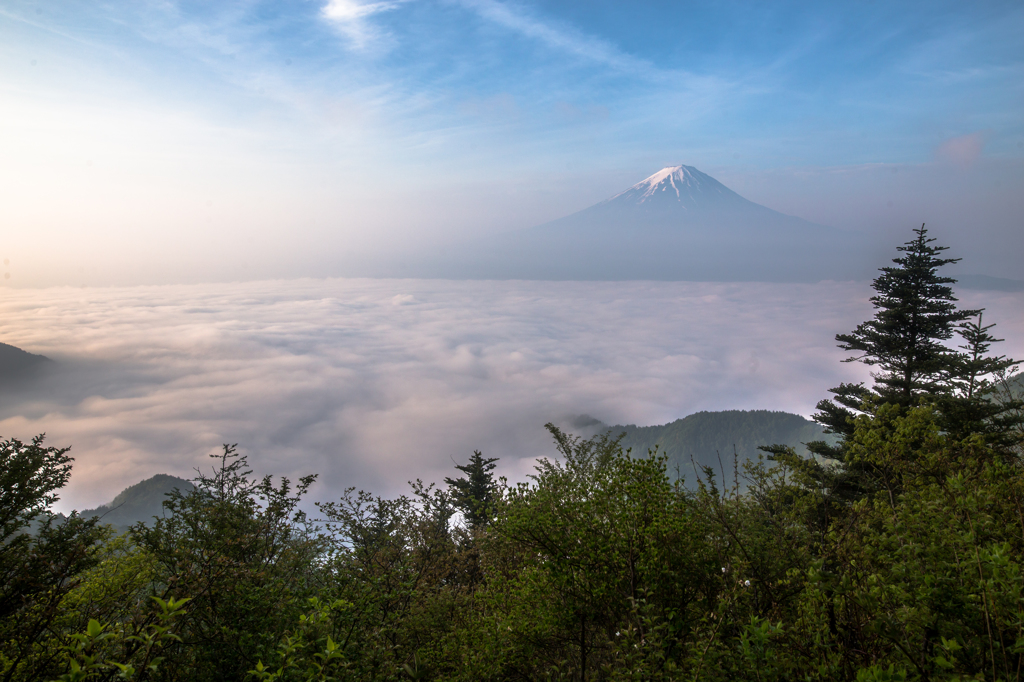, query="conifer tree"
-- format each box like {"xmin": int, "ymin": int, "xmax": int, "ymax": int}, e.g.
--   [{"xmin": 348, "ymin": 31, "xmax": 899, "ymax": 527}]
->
[
  {"xmin": 445, "ymin": 451, "xmax": 498, "ymax": 529},
  {"xmin": 837, "ymin": 224, "xmax": 977, "ymax": 404},
  {"xmin": 937, "ymin": 312, "xmax": 1022, "ymax": 446},
  {"xmin": 810, "ymin": 226, "xmax": 976, "ymax": 445},
  {"xmin": 797, "ymin": 226, "xmax": 970, "ymax": 499},
  {"xmin": 951, "ymin": 312, "xmax": 1017, "ymax": 401},
  {"xmin": 799, "ymin": 224, "xmax": 1021, "ymax": 492}
]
